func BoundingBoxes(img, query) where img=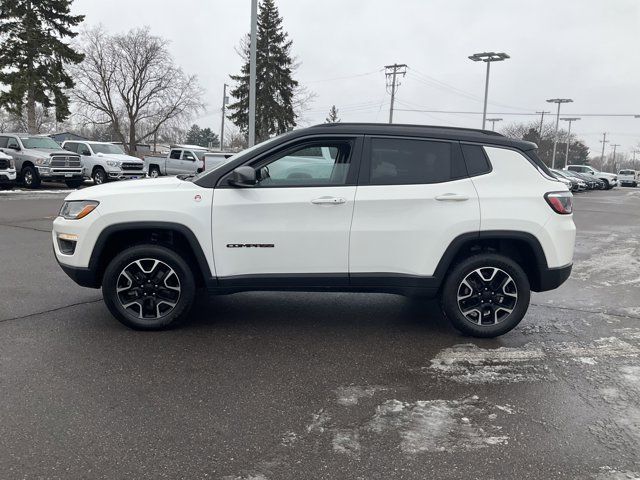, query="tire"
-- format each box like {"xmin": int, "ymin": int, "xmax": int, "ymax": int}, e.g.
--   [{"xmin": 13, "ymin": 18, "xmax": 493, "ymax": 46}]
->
[
  {"xmin": 149, "ymin": 166, "xmax": 160, "ymax": 178},
  {"xmin": 92, "ymin": 167, "xmax": 107, "ymax": 185},
  {"xmin": 440, "ymin": 253, "xmax": 531, "ymax": 338},
  {"xmin": 21, "ymin": 166, "xmax": 41, "ymax": 189},
  {"xmin": 602, "ymin": 179, "xmax": 610, "ymax": 190},
  {"xmin": 102, "ymin": 244, "xmax": 196, "ymax": 330}
]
